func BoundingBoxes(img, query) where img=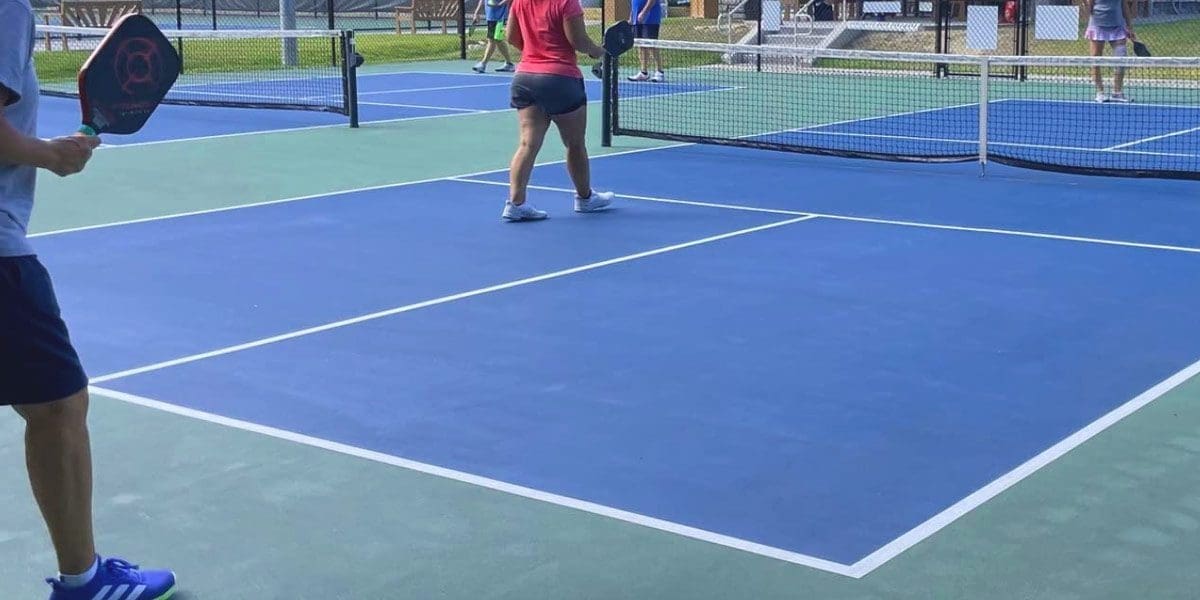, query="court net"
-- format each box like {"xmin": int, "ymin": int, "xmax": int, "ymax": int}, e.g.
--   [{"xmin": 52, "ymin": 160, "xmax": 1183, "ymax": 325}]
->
[
  {"xmin": 605, "ymin": 40, "xmax": 1200, "ymax": 179},
  {"xmin": 34, "ymin": 25, "xmax": 359, "ymax": 121}
]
